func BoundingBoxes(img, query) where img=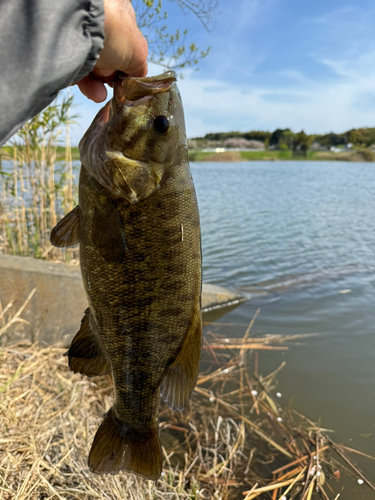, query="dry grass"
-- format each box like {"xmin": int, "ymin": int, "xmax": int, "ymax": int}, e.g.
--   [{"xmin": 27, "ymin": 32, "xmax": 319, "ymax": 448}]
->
[{"xmin": 0, "ymin": 315, "xmax": 374, "ymax": 499}]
